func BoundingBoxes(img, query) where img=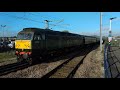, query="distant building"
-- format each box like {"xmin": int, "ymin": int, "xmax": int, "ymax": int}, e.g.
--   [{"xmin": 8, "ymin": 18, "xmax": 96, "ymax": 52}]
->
[{"xmin": 0, "ymin": 37, "xmax": 16, "ymax": 41}]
